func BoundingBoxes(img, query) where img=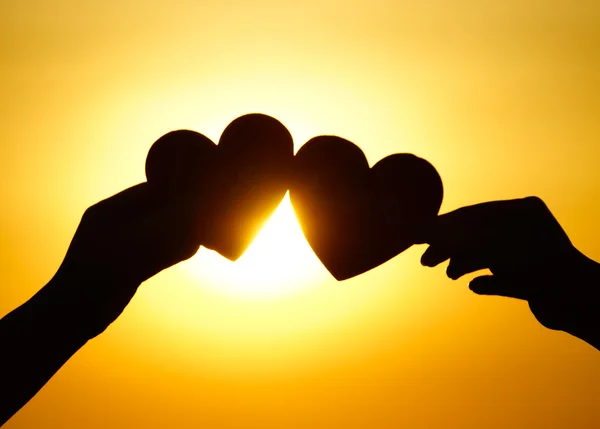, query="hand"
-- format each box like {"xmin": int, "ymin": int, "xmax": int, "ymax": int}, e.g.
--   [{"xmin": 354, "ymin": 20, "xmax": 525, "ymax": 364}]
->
[
  {"xmin": 420, "ymin": 197, "xmax": 599, "ymax": 348},
  {"xmin": 41, "ymin": 183, "xmax": 202, "ymax": 340},
  {"xmin": 0, "ymin": 183, "xmax": 203, "ymax": 425}
]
